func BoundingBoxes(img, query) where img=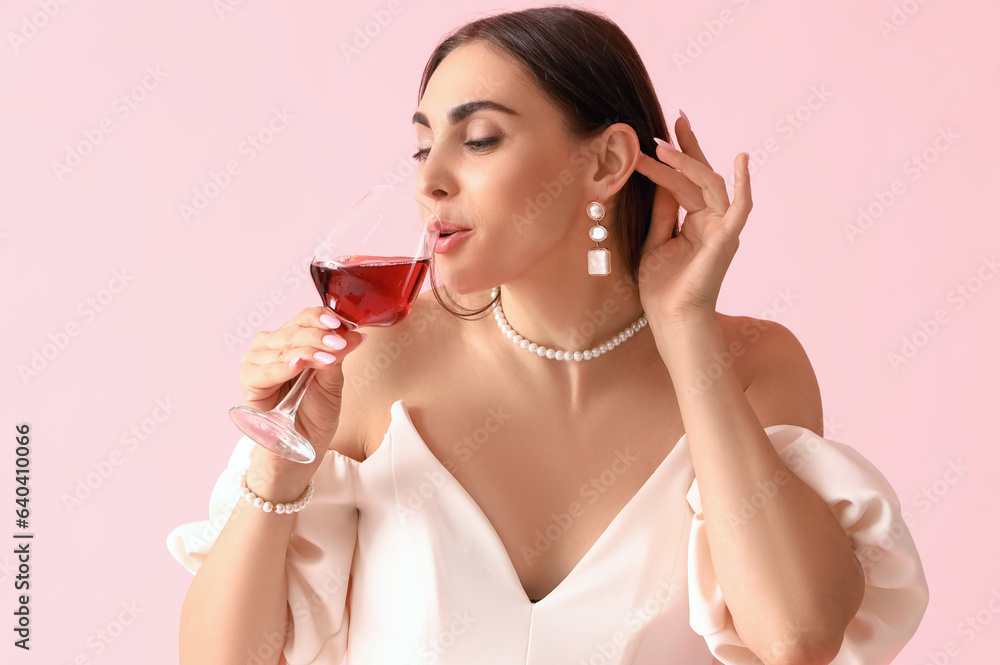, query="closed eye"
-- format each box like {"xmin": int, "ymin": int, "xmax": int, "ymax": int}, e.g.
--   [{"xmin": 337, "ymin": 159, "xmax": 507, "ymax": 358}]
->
[{"xmin": 411, "ymin": 136, "xmax": 502, "ymax": 162}]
